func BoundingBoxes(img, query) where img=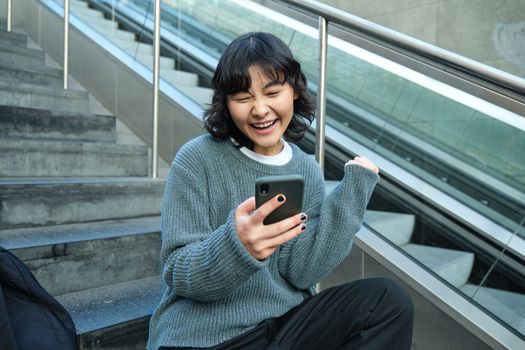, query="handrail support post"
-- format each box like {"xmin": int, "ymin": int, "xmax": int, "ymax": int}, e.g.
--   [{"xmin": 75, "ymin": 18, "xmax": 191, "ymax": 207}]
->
[
  {"xmin": 151, "ymin": 0, "xmax": 161, "ymax": 178},
  {"xmin": 7, "ymin": 0, "xmax": 12, "ymax": 32},
  {"xmin": 316, "ymin": 16, "xmax": 328, "ymax": 173},
  {"xmin": 63, "ymin": 0, "xmax": 70, "ymax": 90}
]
